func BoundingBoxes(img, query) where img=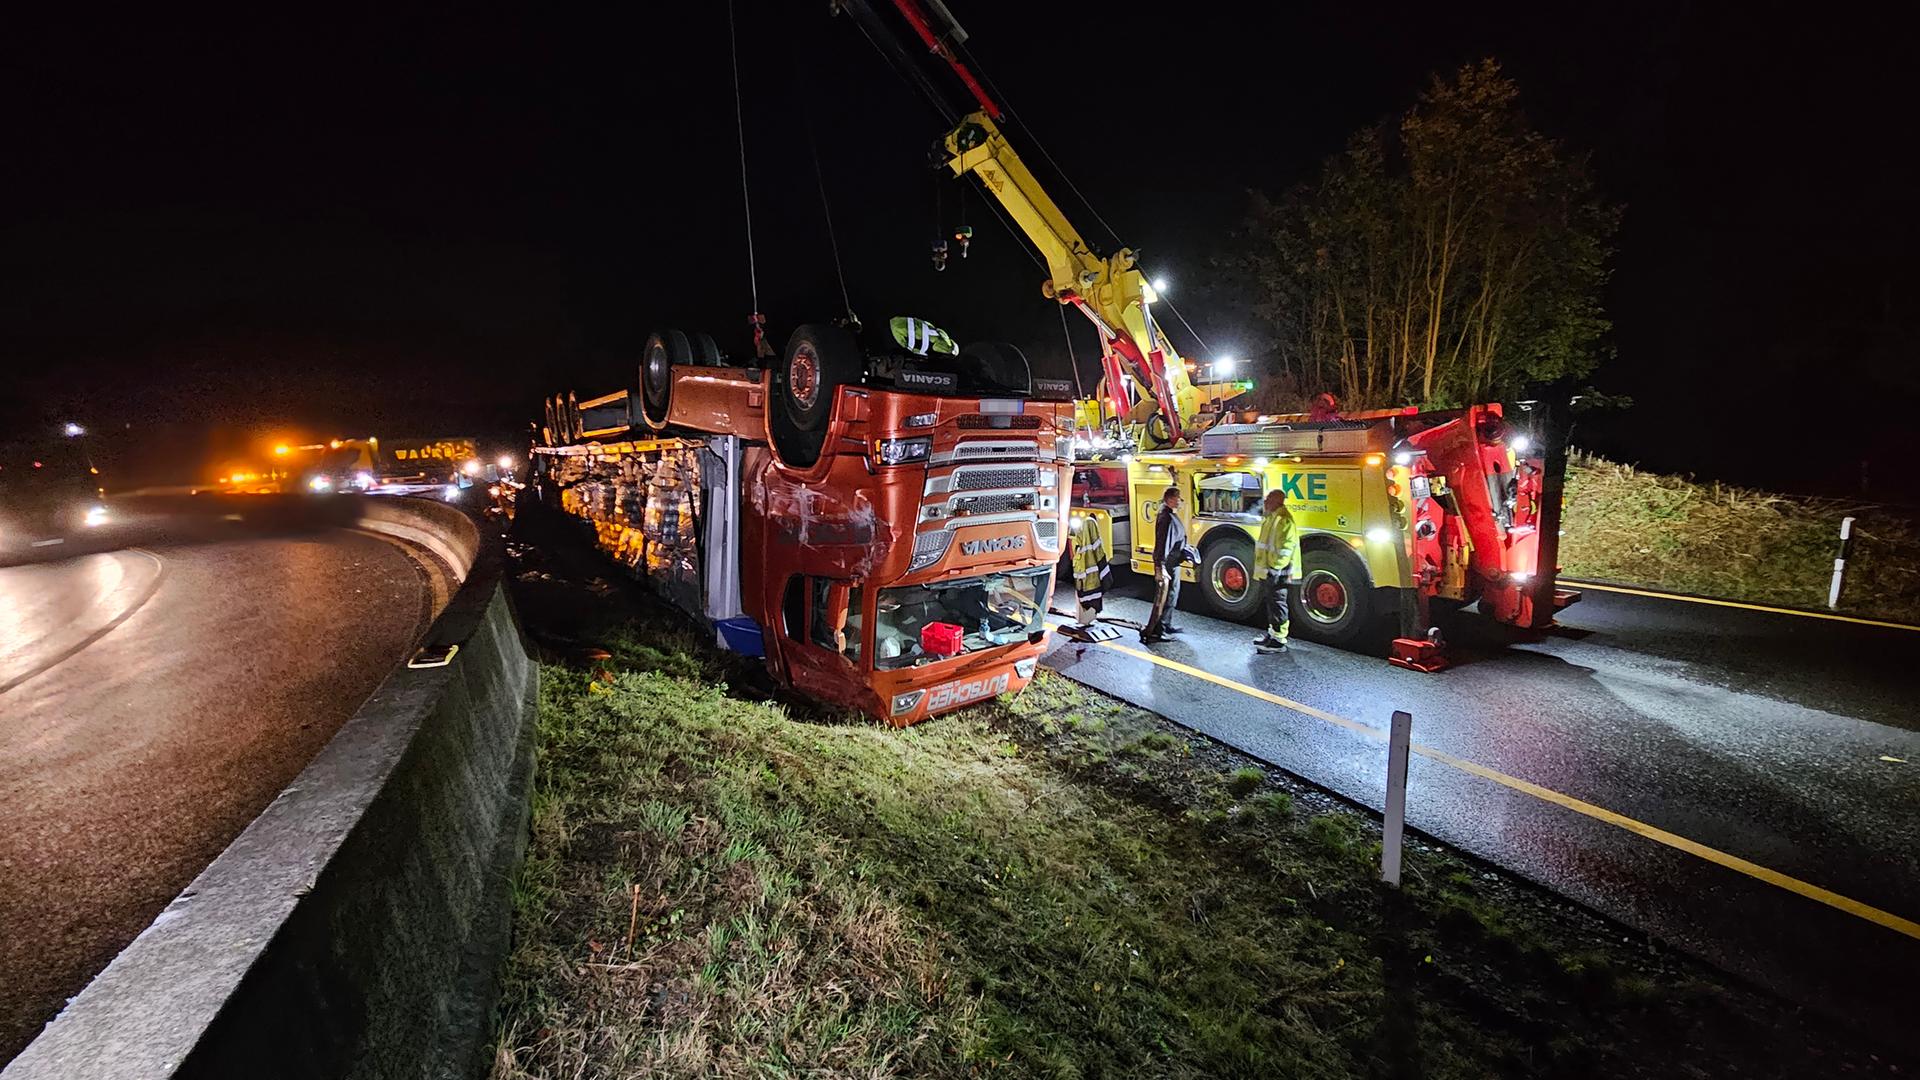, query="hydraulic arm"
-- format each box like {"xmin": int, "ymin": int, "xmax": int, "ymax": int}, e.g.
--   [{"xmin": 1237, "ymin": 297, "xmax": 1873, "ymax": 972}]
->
[{"xmin": 838, "ymin": 0, "xmax": 1221, "ymax": 449}]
